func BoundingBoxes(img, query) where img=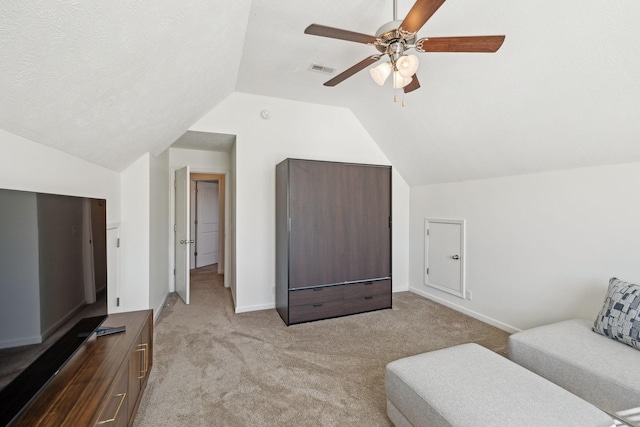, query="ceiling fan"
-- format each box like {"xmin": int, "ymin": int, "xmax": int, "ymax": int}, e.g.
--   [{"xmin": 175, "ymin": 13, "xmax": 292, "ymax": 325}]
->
[{"xmin": 304, "ymin": 0, "xmax": 505, "ymax": 97}]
